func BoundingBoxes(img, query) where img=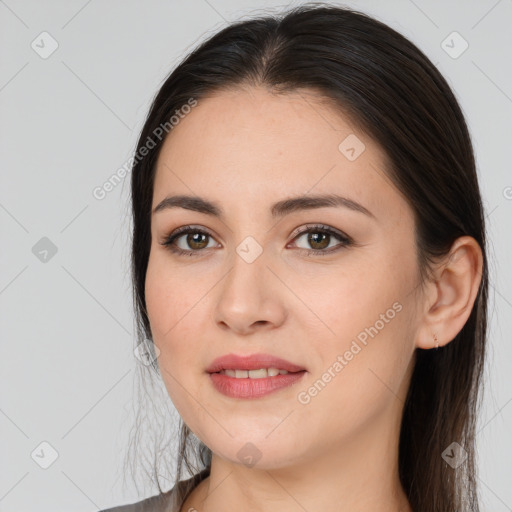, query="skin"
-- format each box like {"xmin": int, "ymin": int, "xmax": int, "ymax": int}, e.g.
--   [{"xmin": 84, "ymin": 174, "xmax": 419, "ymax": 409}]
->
[{"xmin": 144, "ymin": 86, "xmax": 483, "ymax": 512}]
